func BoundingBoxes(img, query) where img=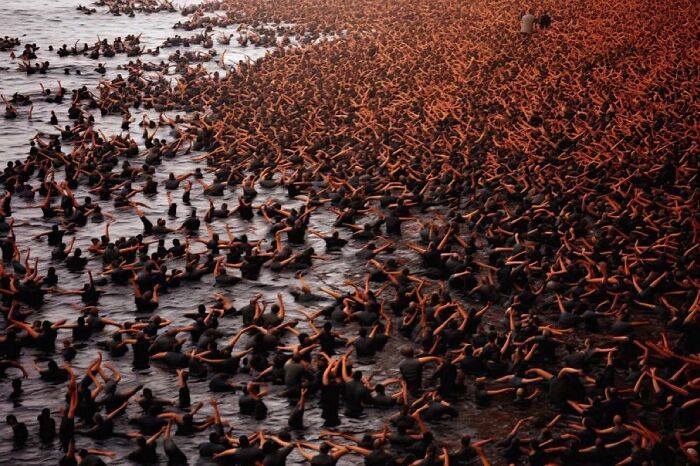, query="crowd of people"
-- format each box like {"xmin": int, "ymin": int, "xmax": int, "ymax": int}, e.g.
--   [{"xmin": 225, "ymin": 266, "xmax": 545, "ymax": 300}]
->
[
  {"xmin": 0, "ymin": 0, "xmax": 698, "ymax": 464},
  {"xmin": 95, "ymin": 0, "xmax": 176, "ymax": 17}
]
